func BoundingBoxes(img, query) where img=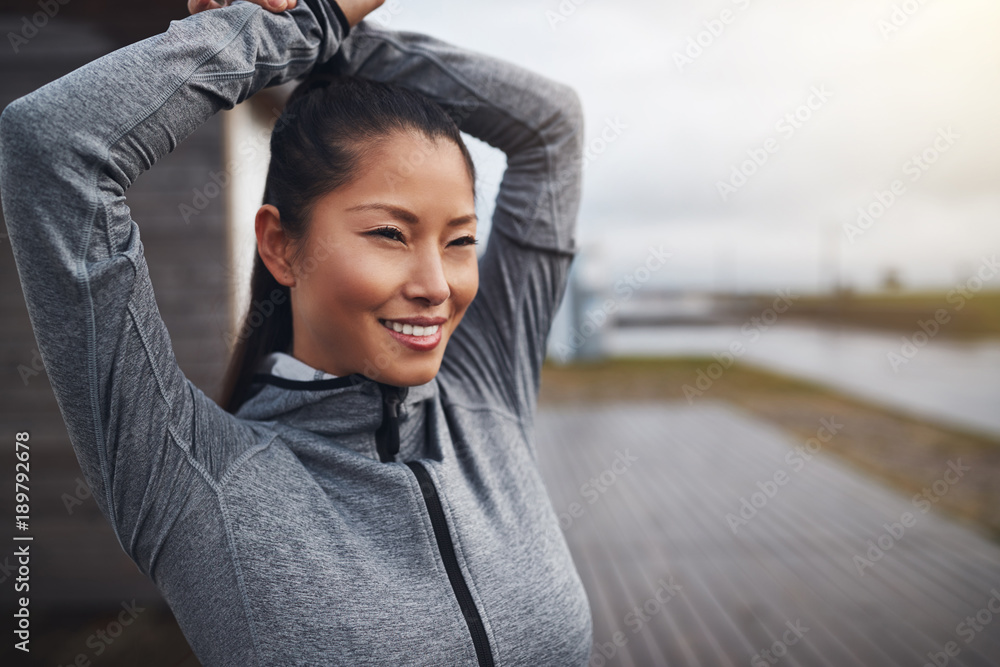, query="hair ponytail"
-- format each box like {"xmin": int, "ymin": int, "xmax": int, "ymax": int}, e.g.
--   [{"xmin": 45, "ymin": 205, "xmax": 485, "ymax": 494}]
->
[{"xmin": 217, "ymin": 250, "xmax": 292, "ymax": 414}]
